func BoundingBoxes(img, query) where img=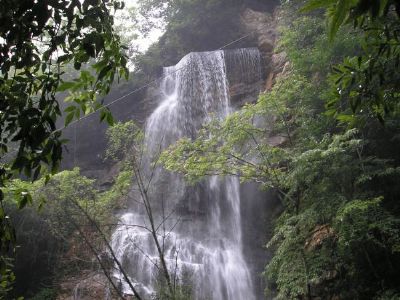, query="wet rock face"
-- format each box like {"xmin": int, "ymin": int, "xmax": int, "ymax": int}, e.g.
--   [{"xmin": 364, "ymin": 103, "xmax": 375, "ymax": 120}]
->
[
  {"xmin": 224, "ymin": 48, "xmax": 263, "ymax": 107},
  {"xmin": 241, "ymin": 8, "xmax": 277, "ymax": 68},
  {"xmin": 240, "ymin": 8, "xmax": 290, "ymax": 93}
]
